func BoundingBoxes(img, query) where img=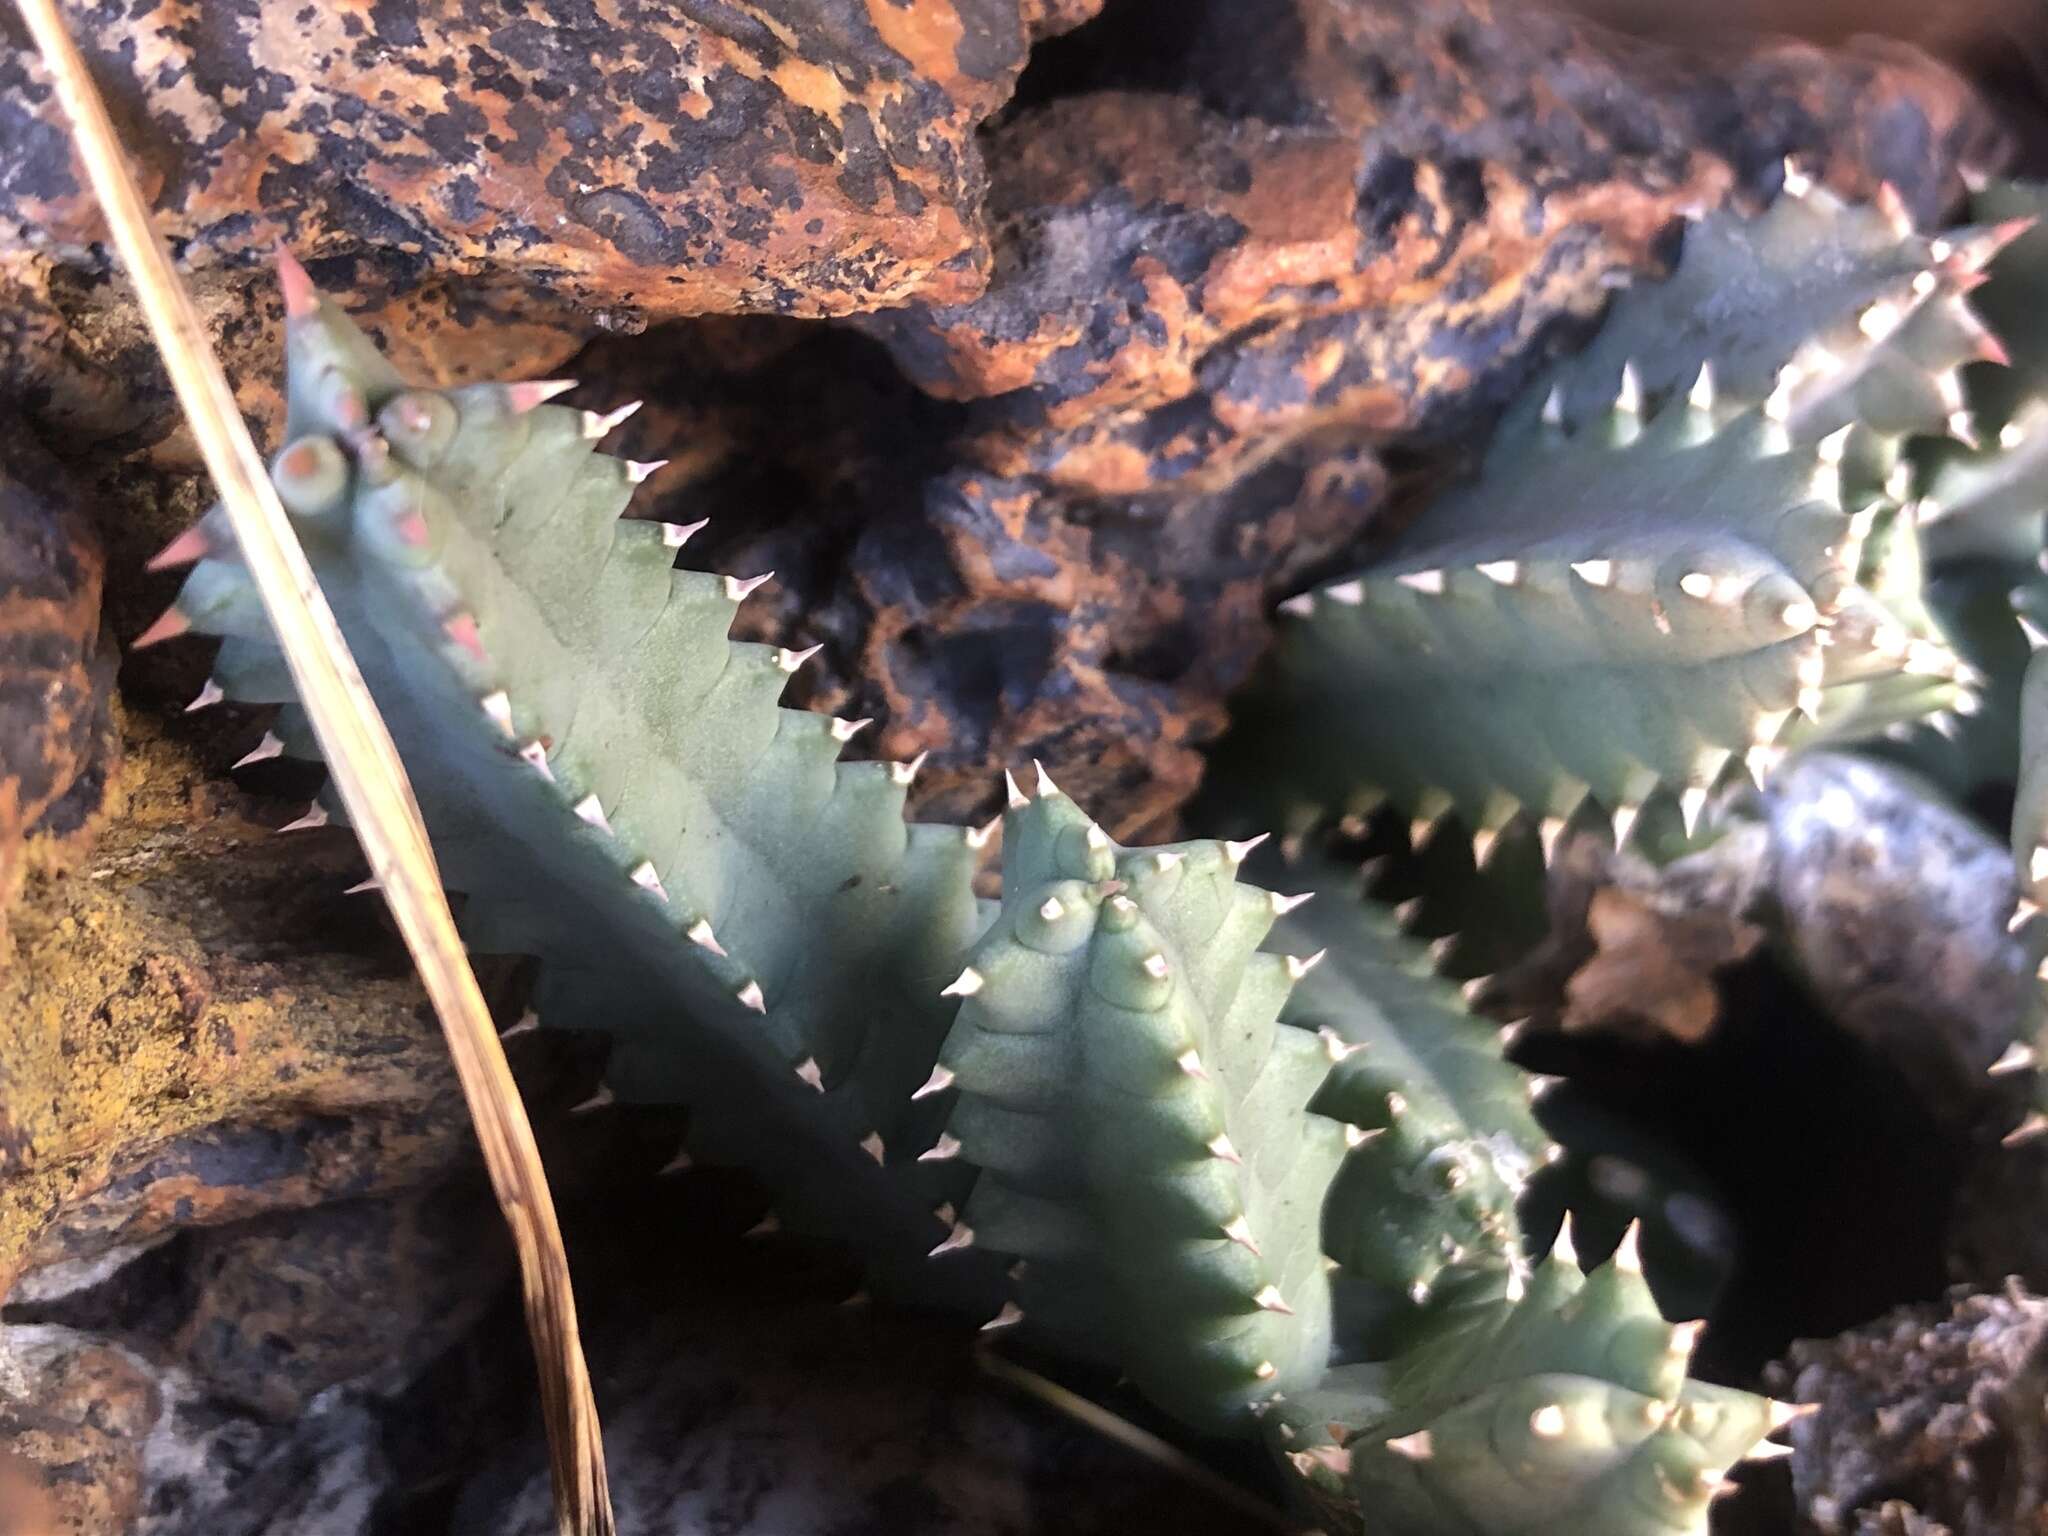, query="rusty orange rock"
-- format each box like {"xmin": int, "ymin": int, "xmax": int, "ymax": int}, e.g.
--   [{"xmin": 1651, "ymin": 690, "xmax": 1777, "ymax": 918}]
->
[{"xmin": 0, "ymin": 0, "xmax": 1103, "ymax": 323}]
